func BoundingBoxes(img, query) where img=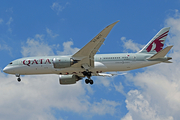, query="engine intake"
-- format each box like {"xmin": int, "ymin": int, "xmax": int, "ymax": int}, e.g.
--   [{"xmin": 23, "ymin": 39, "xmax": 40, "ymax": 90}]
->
[{"xmin": 59, "ymin": 75, "xmax": 81, "ymax": 85}]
